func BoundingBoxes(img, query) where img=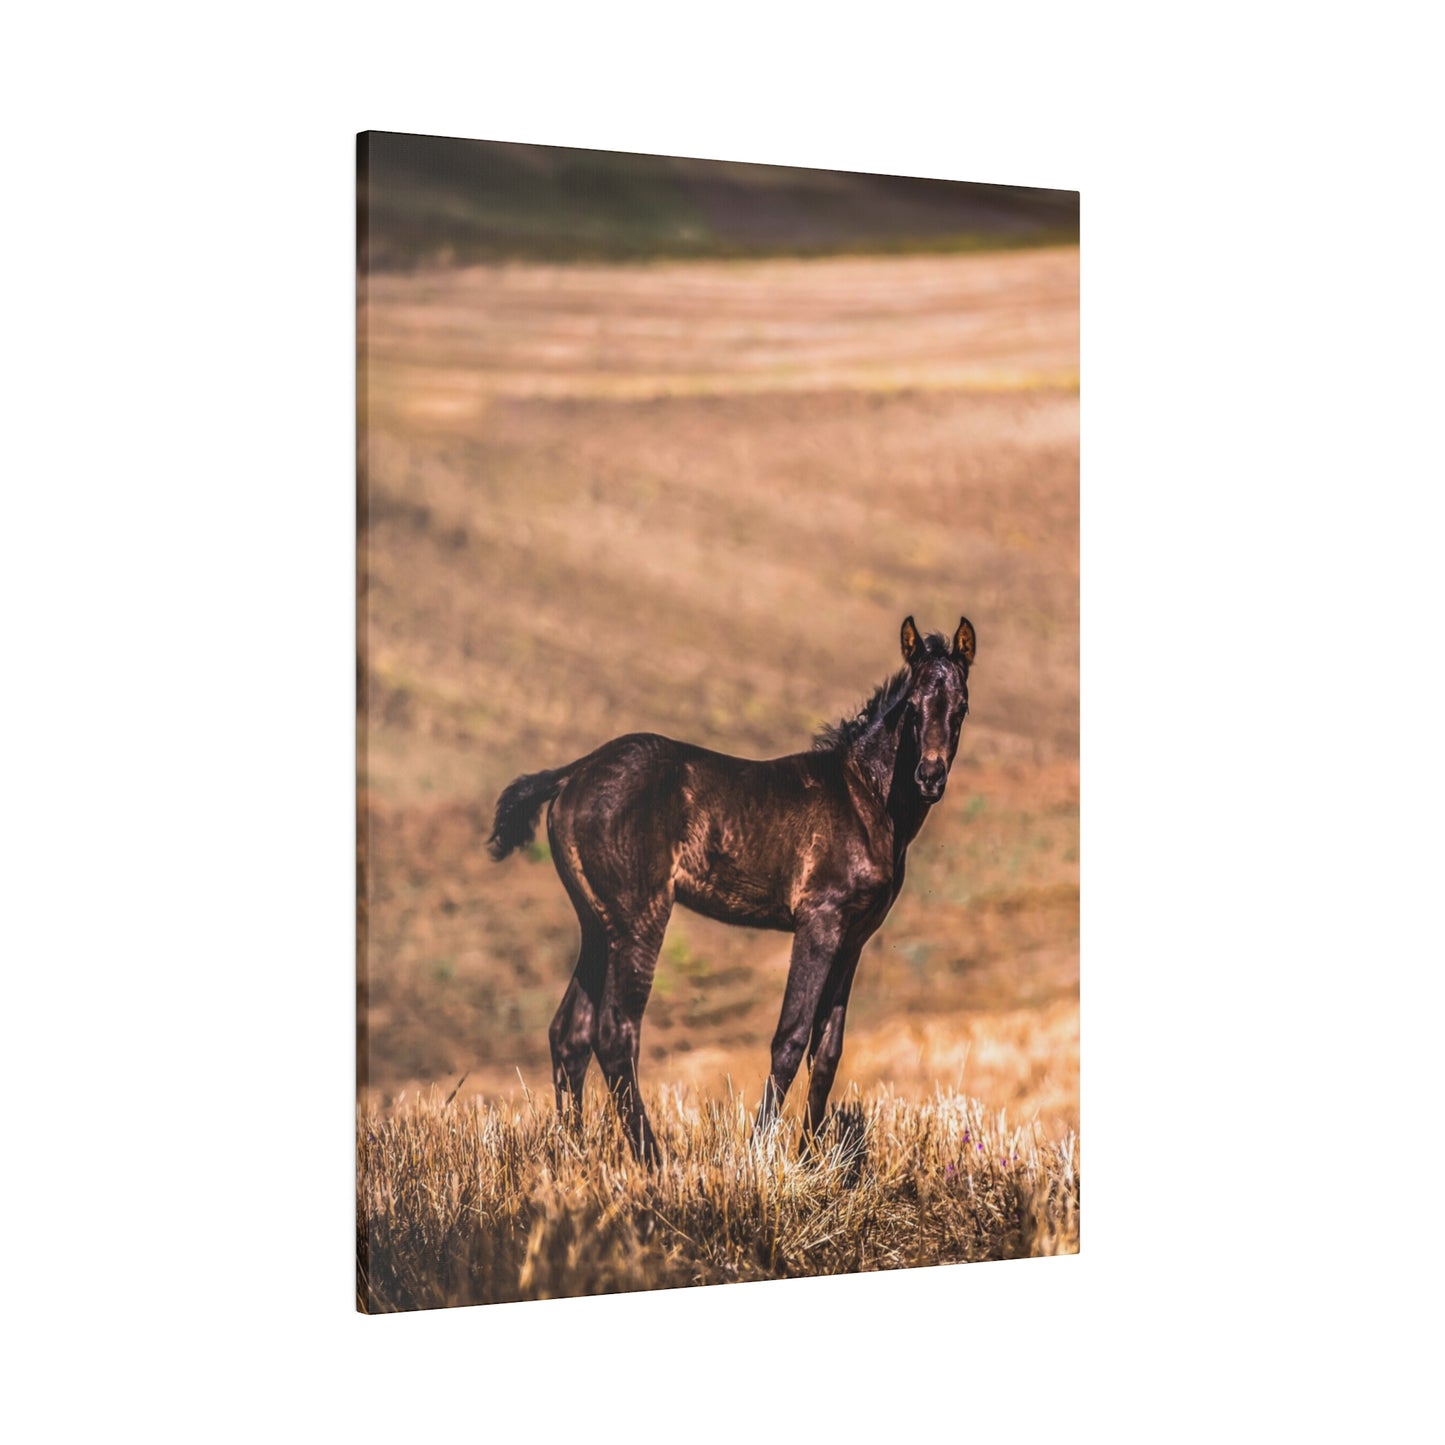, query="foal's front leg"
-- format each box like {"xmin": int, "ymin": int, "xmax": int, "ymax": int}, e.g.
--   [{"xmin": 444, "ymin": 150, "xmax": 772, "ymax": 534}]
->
[
  {"xmin": 756, "ymin": 910, "xmax": 846, "ymax": 1131},
  {"xmin": 801, "ymin": 938, "xmax": 865, "ymax": 1143}
]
